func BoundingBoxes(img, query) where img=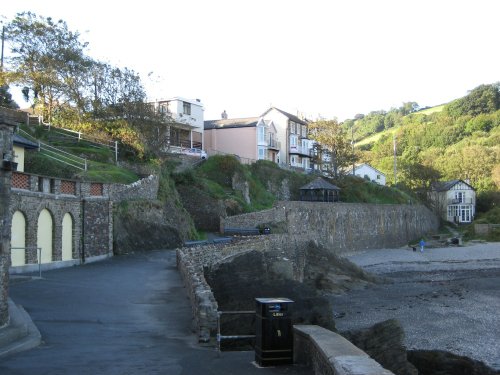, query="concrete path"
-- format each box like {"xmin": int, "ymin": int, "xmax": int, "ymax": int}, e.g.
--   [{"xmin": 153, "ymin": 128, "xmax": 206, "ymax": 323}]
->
[{"xmin": 0, "ymin": 250, "xmax": 309, "ymax": 375}]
